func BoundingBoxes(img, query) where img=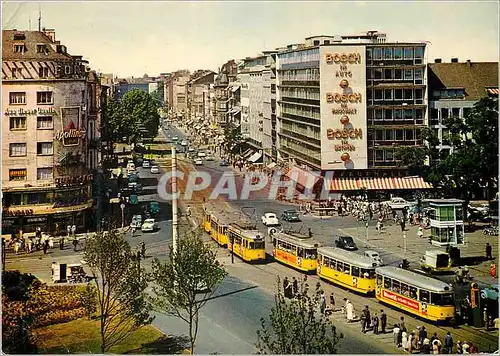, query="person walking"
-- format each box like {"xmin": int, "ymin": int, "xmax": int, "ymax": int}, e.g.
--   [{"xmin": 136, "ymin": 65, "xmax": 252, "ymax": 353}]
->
[
  {"xmin": 59, "ymin": 236, "xmax": 65, "ymax": 250},
  {"xmin": 319, "ymin": 291, "xmax": 326, "ymax": 314},
  {"xmin": 419, "ymin": 326, "xmax": 428, "ymax": 348},
  {"xmin": 283, "ymin": 277, "xmax": 291, "ymax": 298},
  {"xmin": 418, "ymin": 226, "xmax": 424, "ymax": 238},
  {"xmin": 392, "ymin": 324, "xmax": 401, "ymax": 346},
  {"xmin": 372, "ymin": 313, "xmax": 379, "ymax": 334},
  {"xmin": 43, "ymin": 239, "xmax": 49, "ymax": 254},
  {"xmin": 71, "ymin": 224, "xmax": 76, "ymax": 238},
  {"xmin": 72, "ymin": 237, "xmax": 78, "ymax": 252},
  {"xmin": 329, "ymin": 293, "xmax": 336, "ymax": 310},
  {"xmin": 443, "ymin": 332, "xmax": 453, "ymax": 354},
  {"xmin": 399, "ymin": 316, "xmax": 406, "ymax": 331},
  {"xmin": 486, "ymin": 243, "xmax": 493, "ymax": 259},
  {"xmin": 48, "ymin": 235, "xmax": 54, "ymax": 249},
  {"xmin": 402, "ymin": 329, "xmax": 409, "ymax": 351},
  {"xmin": 380, "ymin": 309, "xmax": 387, "ymax": 333},
  {"xmin": 490, "ymin": 262, "xmax": 496, "ymax": 279},
  {"xmin": 67, "ymin": 225, "xmax": 71, "ymax": 238},
  {"xmin": 292, "ymin": 277, "xmax": 298, "ymax": 297}
]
